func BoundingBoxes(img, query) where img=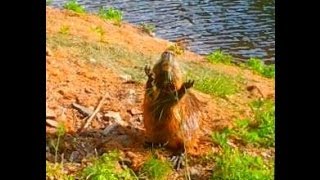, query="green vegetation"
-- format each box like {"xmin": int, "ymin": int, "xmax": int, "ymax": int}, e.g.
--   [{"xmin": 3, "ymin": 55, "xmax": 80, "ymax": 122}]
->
[
  {"xmin": 59, "ymin": 25, "xmax": 70, "ymax": 35},
  {"xmin": 140, "ymin": 156, "xmax": 172, "ymax": 180},
  {"xmin": 206, "ymin": 50, "xmax": 233, "ymax": 64},
  {"xmin": 206, "ymin": 50, "xmax": 275, "ymax": 78},
  {"xmin": 212, "ymin": 148, "xmax": 273, "ymax": 180},
  {"xmin": 49, "ymin": 123, "xmax": 66, "ymax": 162},
  {"xmin": 47, "ymin": 34, "xmax": 152, "ymax": 82},
  {"xmin": 91, "ymin": 26, "xmax": 106, "ymax": 42},
  {"xmin": 140, "ymin": 23, "xmax": 156, "ymax": 35},
  {"xmin": 63, "ymin": 0, "xmax": 85, "ymax": 13},
  {"xmin": 46, "ymin": 0, "xmax": 53, "ymax": 6},
  {"xmin": 211, "ymin": 99, "xmax": 275, "ymax": 179},
  {"xmin": 229, "ymin": 99, "xmax": 275, "ymax": 147},
  {"xmin": 246, "ymin": 58, "xmax": 275, "ymax": 78},
  {"xmin": 211, "ymin": 128, "xmax": 231, "ymax": 149},
  {"xmin": 46, "ymin": 161, "xmax": 75, "ymax": 180},
  {"xmin": 167, "ymin": 43, "xmax": 185, "ymax": 55},
  {"xmin": 81, "ymin": 151, "xmax": 138, "ymax": 180},
  {"xmin": 187, "ymin": 70, "xmax": 239, "ymax": 98},
  {"xmin": 46, "ymin": 123, "xmax": 75, "ymax": 179},
  {"xmin": 98, "ymin": 7, "xmax": 123, "ymax": 25},
  {"xmin": 195, "ymin": 74, "xmax": 238, "ymax": 97},
  {"xmin": 212, "ymin": 99, "xmax": 274, "ymax": 148}
]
